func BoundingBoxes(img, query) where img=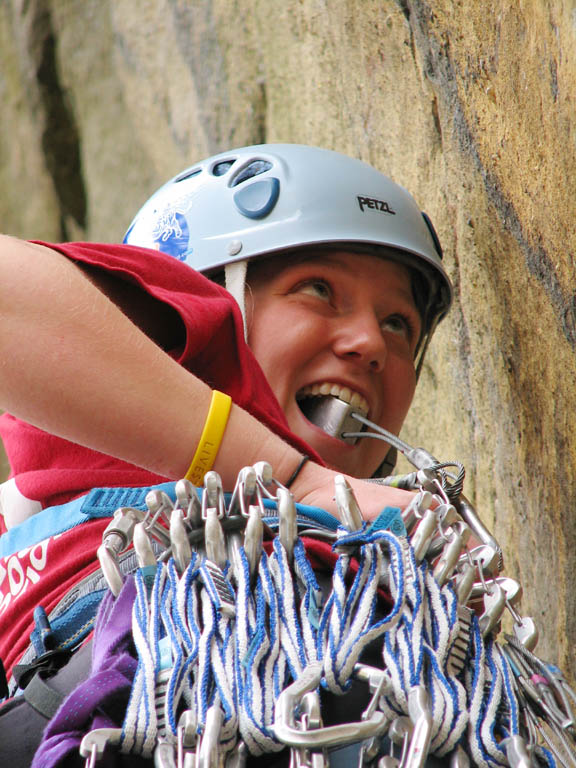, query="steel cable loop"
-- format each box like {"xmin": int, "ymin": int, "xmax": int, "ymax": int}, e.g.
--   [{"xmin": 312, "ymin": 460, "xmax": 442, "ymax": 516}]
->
[{"xmin": 427, "ymin": 461, "xmax": 466, "ymax": 501}]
